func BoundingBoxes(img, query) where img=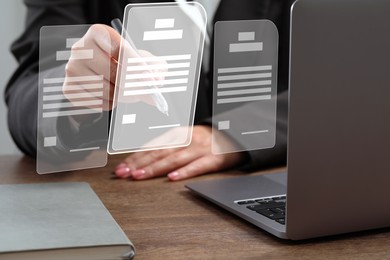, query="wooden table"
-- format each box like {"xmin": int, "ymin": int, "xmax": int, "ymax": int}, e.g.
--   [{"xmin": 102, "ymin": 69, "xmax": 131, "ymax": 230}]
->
[{"xmin": 1, "ymin": 155, "xmax": 390, "ymax": 259}]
